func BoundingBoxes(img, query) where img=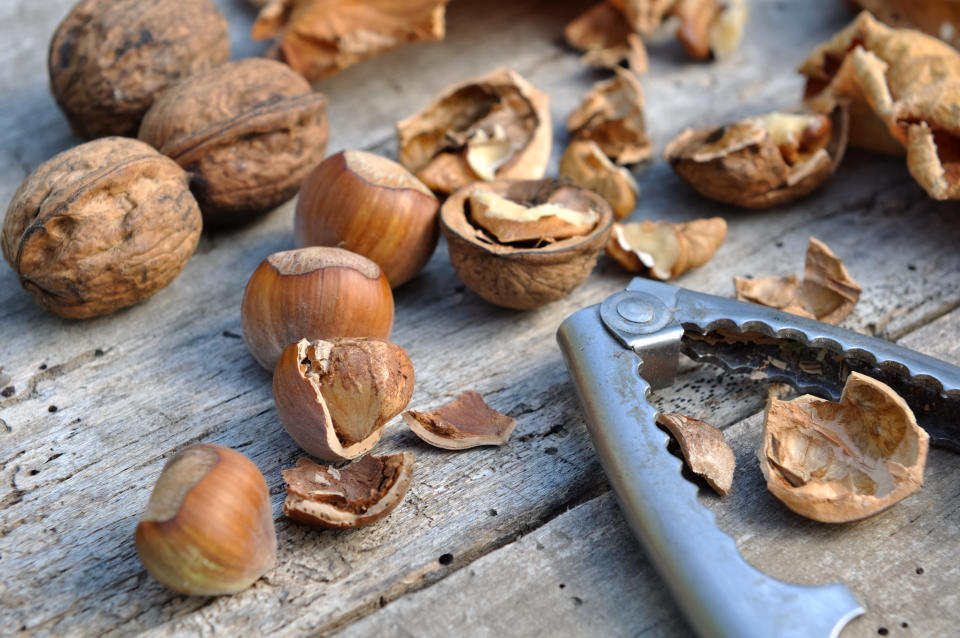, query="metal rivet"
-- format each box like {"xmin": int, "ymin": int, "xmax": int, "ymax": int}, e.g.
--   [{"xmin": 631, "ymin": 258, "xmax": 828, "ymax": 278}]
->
[{"xmin": 617, "ymin": 297, "xmax": 654, "ymax": 325}]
